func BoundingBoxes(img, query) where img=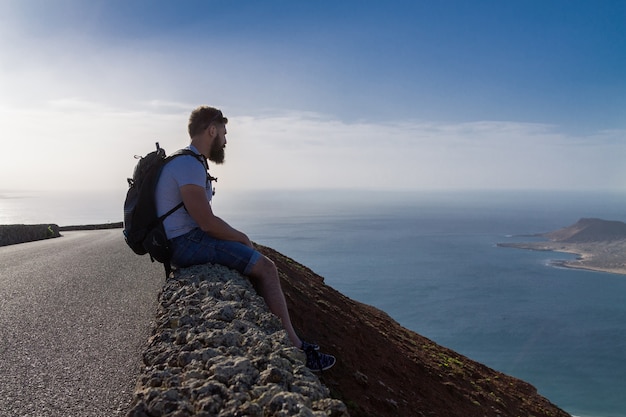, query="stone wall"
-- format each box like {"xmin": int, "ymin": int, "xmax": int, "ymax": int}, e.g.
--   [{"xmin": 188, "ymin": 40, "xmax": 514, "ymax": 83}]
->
[
  {"xmin": 0, "ymin": 224, "xmax": 60, "ymax": 247},
  {"xmin": 127, "ymin": 263, "xmax": 348, "ymax": 417}
]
